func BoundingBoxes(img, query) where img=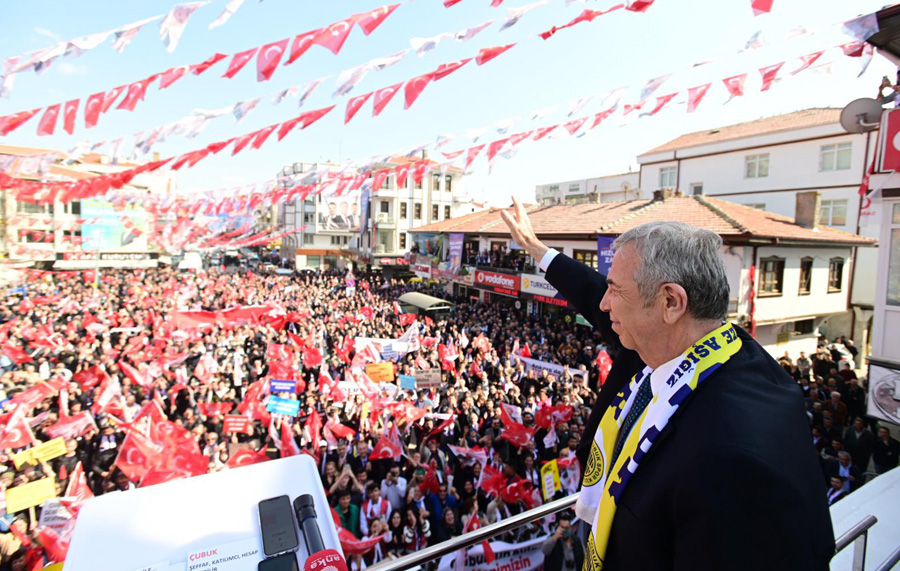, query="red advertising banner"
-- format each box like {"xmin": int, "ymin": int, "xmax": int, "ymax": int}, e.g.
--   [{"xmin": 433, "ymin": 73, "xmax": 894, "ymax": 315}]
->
[
  {"xmin": 223, "ymin": 415, "xmax": 251, "ymax": 434},
  {"xmin": 473, "ymin": 270, "xmax": 520, "ymax": 296}
]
